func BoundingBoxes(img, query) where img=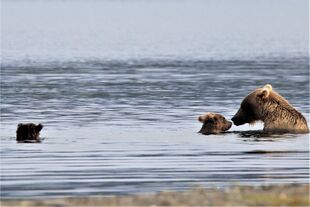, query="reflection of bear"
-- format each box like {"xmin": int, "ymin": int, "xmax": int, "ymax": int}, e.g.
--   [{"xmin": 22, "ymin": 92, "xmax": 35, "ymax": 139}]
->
[
  {"xmin": 16, "ymin": 123, "xmax": 43, "ymax": 142},
  {"xmin": 232, "ymin": 84, "xmax": 309, "ymax": 134},
  {"xmin": 198, "ymin": 113, "xmax": 232, "ymax": 135}
]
